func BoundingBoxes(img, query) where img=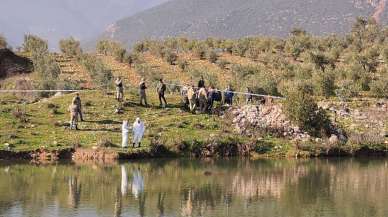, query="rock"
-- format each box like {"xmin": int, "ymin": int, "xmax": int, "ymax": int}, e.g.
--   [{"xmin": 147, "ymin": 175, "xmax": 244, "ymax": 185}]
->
[
  {"xmin": 329, "ymin": 135, "xmax": 339, "ymax": 145},
  {"xmin": 54, "ymin": 92, "xmax": 63, "ymax": 97}
]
